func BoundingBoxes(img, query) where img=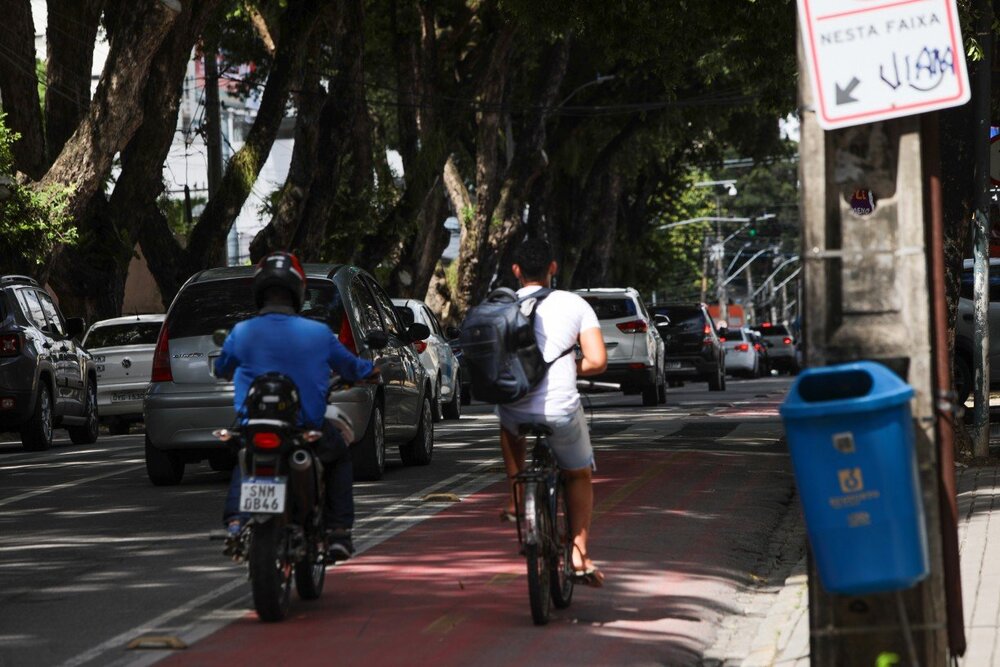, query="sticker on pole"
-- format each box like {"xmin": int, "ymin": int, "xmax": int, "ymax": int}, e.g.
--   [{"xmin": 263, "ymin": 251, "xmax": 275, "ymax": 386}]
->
[{"xmin": 798, "ymin": 0, "xmax": 970, "ymax": 130}]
